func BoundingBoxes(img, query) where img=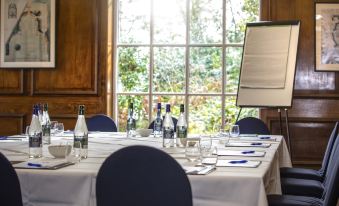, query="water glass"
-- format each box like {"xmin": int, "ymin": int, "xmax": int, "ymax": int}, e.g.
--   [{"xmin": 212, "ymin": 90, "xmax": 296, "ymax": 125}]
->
[
  {"xmin": 201, "ymin": 146, "xmax": 218, "ymax": 166},
  {"xmin": 65, "ymin": 141, "xmax": 82, "ymax": 163},
  {"xmin": 185, "ymin": 138, "xmax": 201, "ymax": 162},
  {"xmin": 218, "ymin": 128, "xmax": 230, "ymax": 145},
  {"xmin": 200, "ymin": 135, "xmax": 212, "ymax": 153},
  {"xmin": 50, "ymin": 121, "xmax": 58, "ymax": 135},
  {"xmin": 56, "ymin": 123, "xmax": 64, "ymax": 135},
  {"xmin": 230, "ymin": 125, "xmax": 240, "ymax": 138}
]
